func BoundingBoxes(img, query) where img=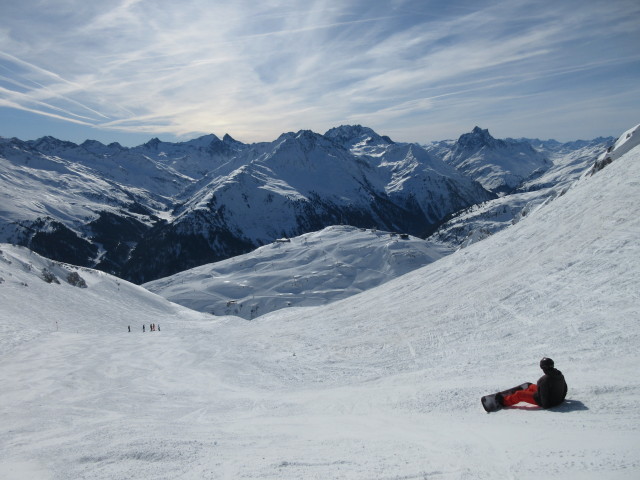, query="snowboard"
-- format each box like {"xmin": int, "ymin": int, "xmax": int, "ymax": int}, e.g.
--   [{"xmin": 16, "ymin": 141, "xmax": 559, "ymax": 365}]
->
[{"xmin": 481, "ymin": 382, "xmax": 533, "ymax": 413}]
